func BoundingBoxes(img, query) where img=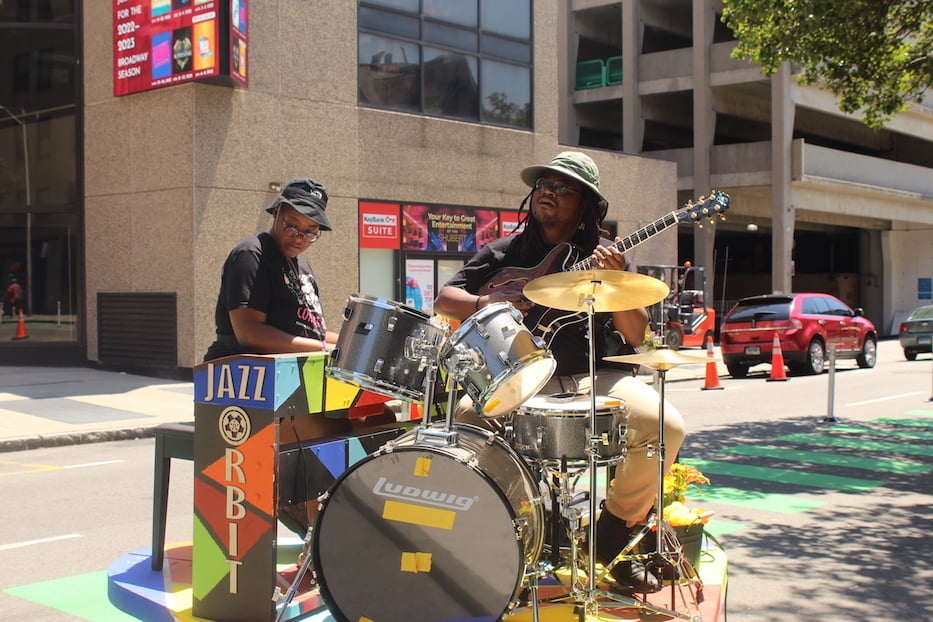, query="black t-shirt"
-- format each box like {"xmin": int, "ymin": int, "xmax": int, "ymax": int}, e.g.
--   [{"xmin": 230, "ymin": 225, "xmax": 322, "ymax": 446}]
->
[
  {"xmin": 444, "ymin": 236, "xmax": 635, "ymax": 376},
  {"xmin": 204, "ymin": 232, "xmax": 327, "ymax": 361}
]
